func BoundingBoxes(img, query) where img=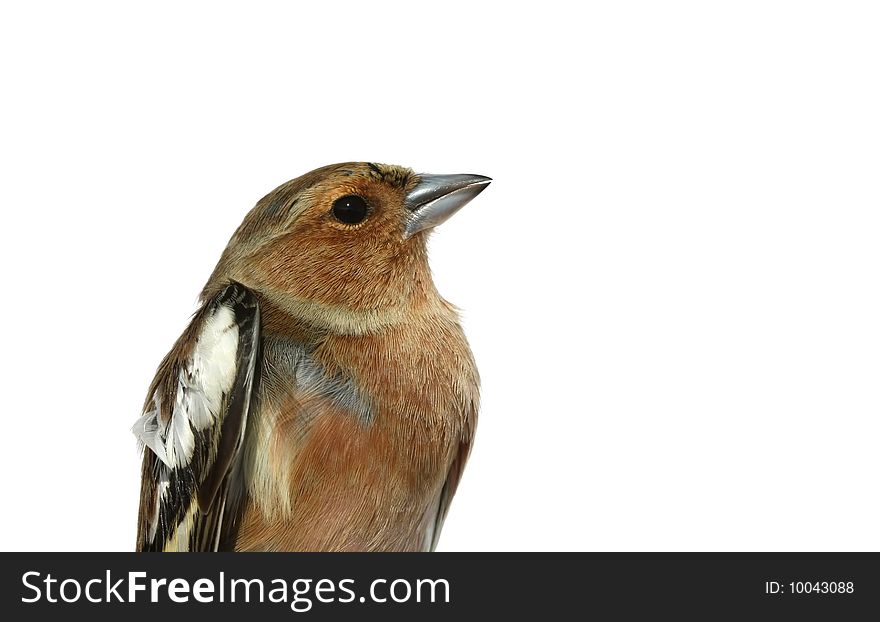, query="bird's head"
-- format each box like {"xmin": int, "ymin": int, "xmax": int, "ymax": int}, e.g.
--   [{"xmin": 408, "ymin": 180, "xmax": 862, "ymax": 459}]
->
[{"xmin": 203, "ymin": 162, "xmax": 490, "ymax": 334}]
